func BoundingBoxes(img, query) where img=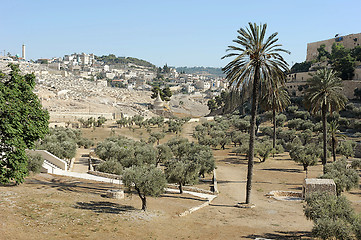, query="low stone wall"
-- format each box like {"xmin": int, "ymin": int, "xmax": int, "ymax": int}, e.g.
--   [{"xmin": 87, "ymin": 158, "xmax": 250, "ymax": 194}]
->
[
  {"xmin": 87, "ymin": 170, "xmax": 121, "ymax": 180},
  {"xmin": 166, "ymin": 184, "xmax": 216, "ymax": 195}
]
